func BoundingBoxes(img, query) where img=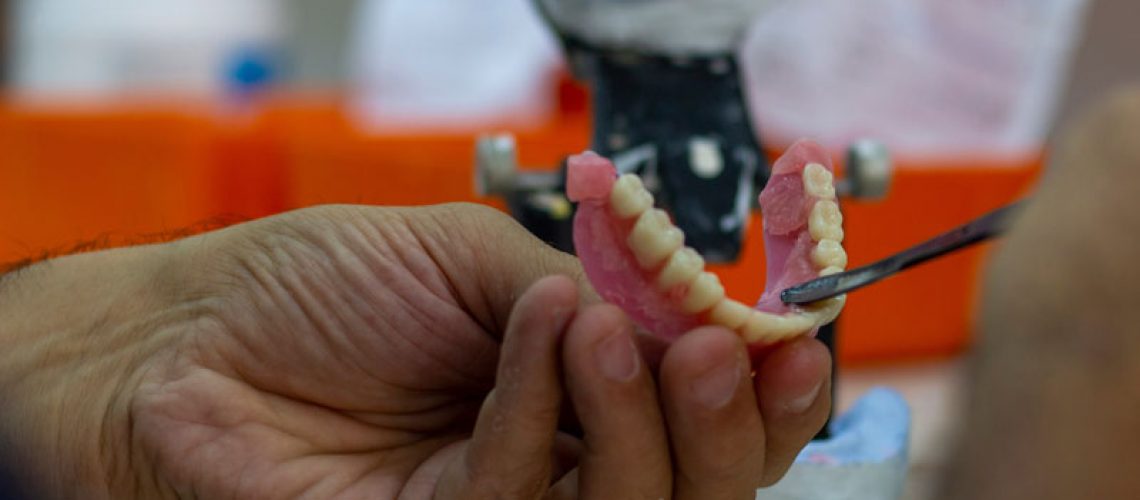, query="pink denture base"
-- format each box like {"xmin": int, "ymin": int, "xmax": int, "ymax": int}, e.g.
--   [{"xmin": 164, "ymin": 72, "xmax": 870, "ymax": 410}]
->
[
  {"xmin": 567, "ymin": 139, "xmax": 835, "ymax": 343},
  {"xmin": 572, "ymin": 200, "xmax": 702, "ymax": 340},
  {"xmin": 756, "ymin": 140, "xmax": 835, "ymax": 315}
]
